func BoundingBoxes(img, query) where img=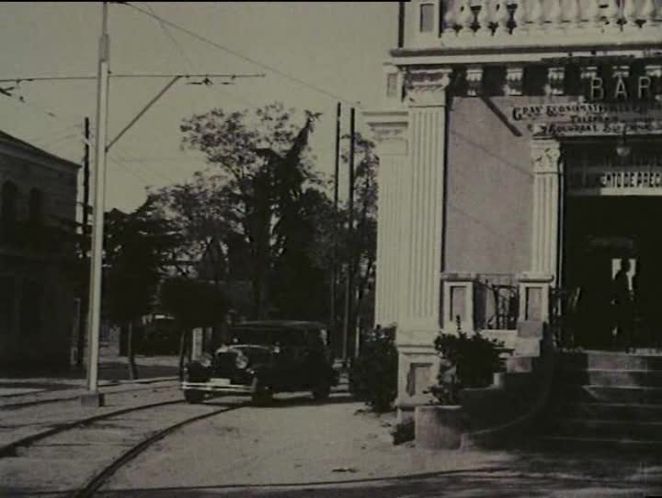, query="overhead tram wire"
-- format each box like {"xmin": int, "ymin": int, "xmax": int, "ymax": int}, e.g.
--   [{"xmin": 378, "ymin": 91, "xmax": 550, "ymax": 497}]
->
[
  {"xmin": 121, "ymin": 2, "xmax": 362, "ymax": 109},
  {"xmin": 107, "ymin": 155, "xmax": 154, "ymax": 186},
  {"xmin": 111, "ymin": 151, "xmax": 182, "ymax": 185},
  {"xmin": 0, "ymin": 73, "xmax": 265, "ymax": 84}
]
